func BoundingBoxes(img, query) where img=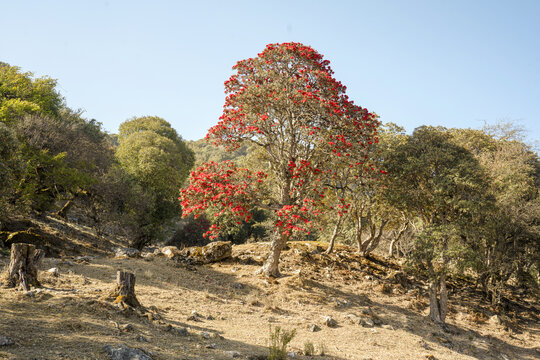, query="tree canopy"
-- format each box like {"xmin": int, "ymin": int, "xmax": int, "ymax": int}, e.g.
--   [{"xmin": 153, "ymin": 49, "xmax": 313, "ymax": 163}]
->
[{"xmin": 181, "ymin": 42, "xmax": 380, "ymax": 276}]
